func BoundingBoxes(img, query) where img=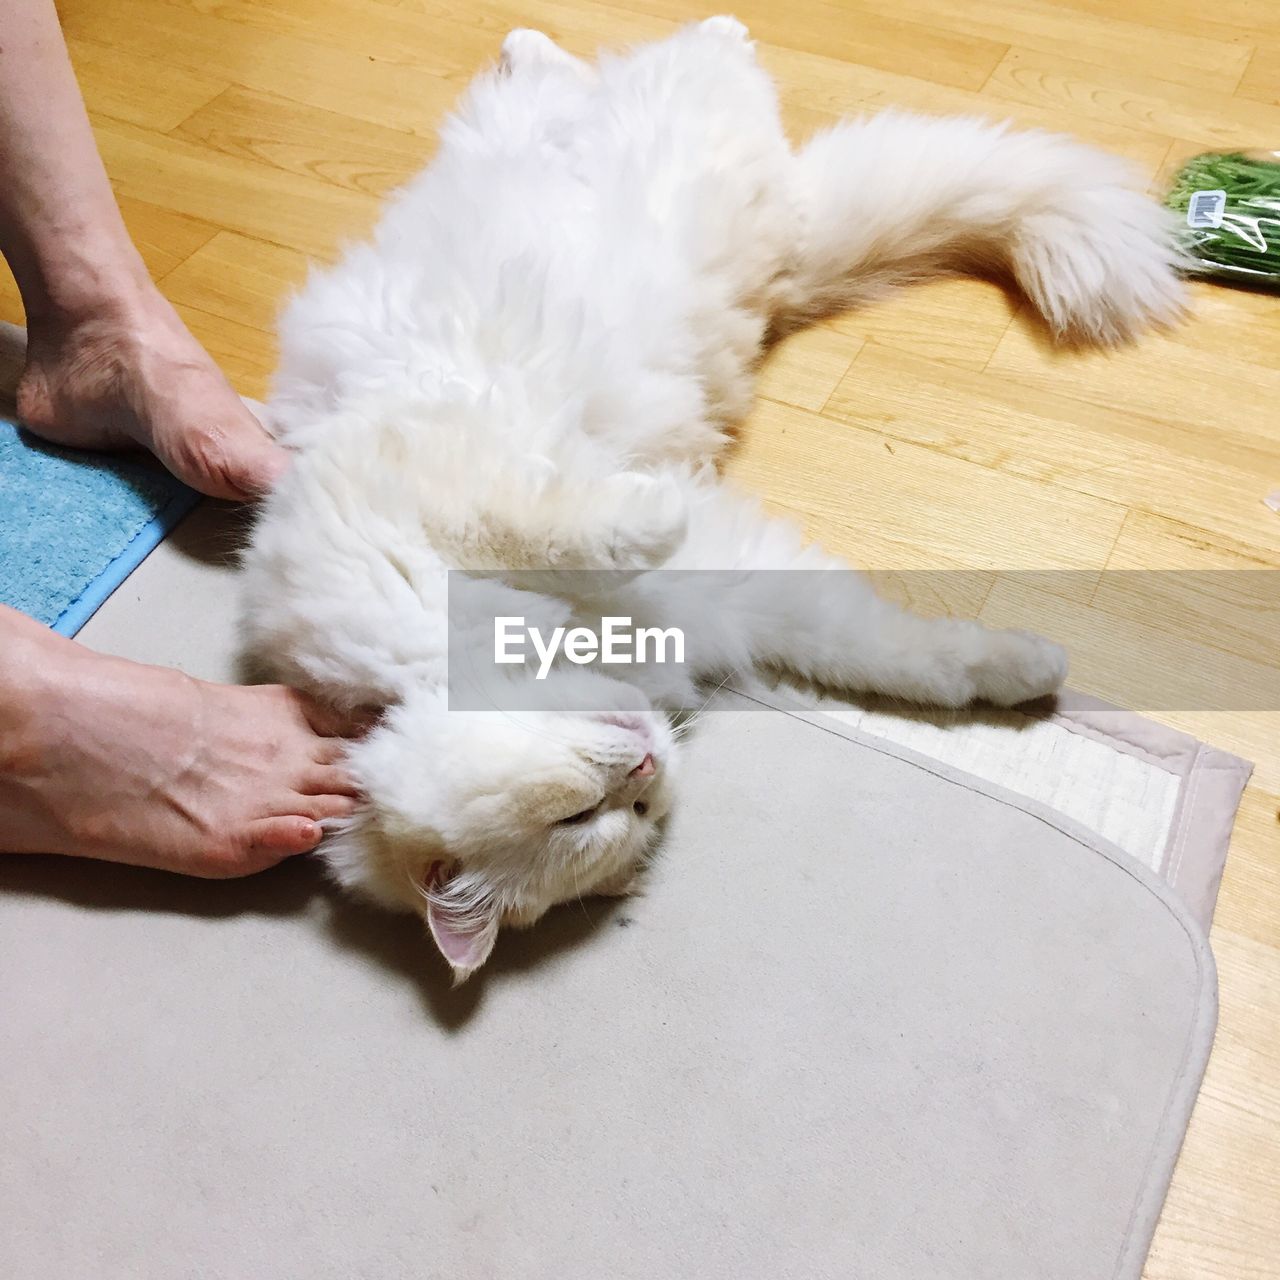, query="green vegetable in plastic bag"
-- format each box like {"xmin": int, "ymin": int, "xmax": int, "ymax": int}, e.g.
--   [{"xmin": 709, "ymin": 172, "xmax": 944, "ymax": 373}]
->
[{"xmin": 1165, "ymin": 150, "xmax": 1280, "ymax": 289}]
